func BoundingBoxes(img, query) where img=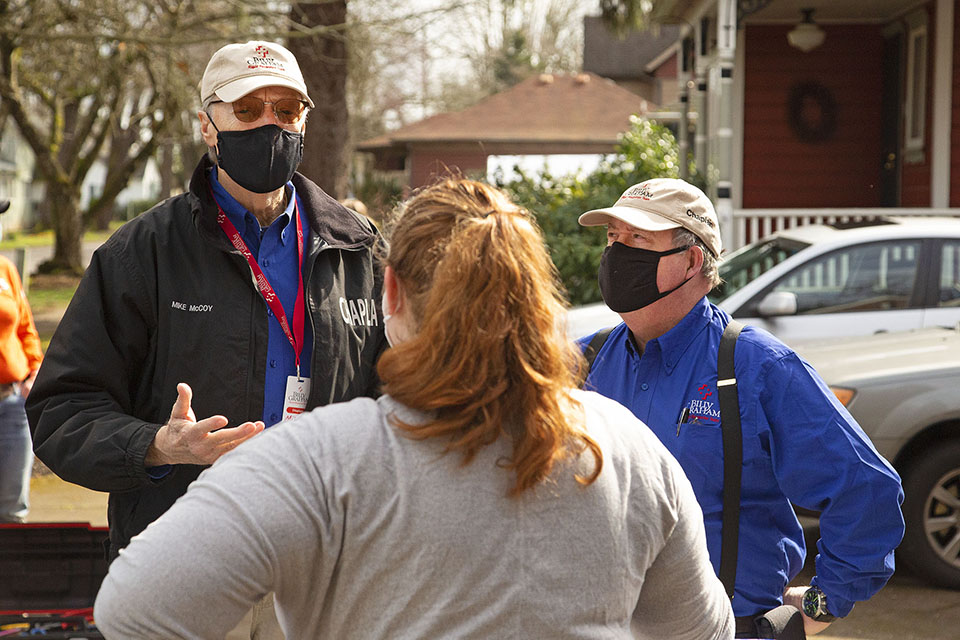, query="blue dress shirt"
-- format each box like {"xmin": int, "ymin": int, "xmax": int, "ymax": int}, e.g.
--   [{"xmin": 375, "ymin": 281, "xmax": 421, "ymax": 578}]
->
[
  {"xmin": 211, "ymin": 168, "xmax": 313, "ymax": 427},
  {"xmin": 580, "ymin": 297, "xmax": 904, "ymax": 618}
]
